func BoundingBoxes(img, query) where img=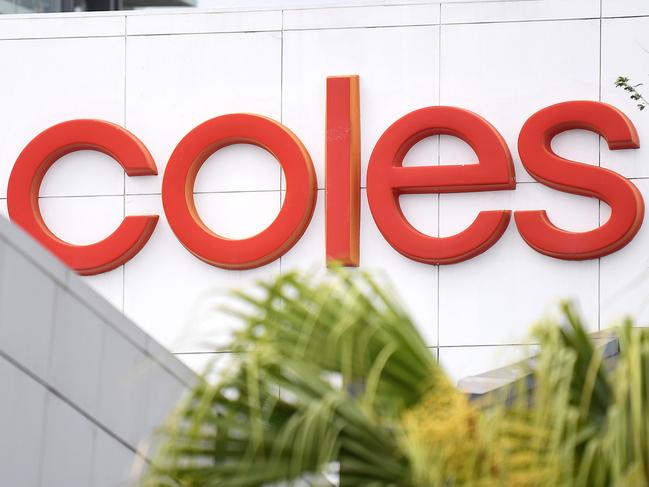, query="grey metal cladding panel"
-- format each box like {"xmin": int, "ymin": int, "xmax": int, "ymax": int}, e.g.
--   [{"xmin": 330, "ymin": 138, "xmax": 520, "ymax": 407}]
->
[
  {"xmin": 64, "ymin": 268, "xmax": 147, "ymax": 350},
  {"xmin": 0, "ymin": 238, "xmax": 5, "ymax": 322},
  {"xmin": 50, "ymin": 287, "xmax": 105, "ymax": 416},
  {"xmin": 98, "ymin": 325, "xmax": 154, "ymax": 451},
  {"xmin": 0, "ymin": 244, "xmax": 56, "ymax": 379},
  {"xmin": 0, "ymin": 216, "xmax": 196, "ymax": 459},
  {"xmin": 92, "ymin": 428, "xmax": 142, "ymax": 487},
  {"xmin": 39, "ymin": 393, "xmax": 95, "ymax": 487},
  {"xmin": 0, "ymin": 215, "xmax": 145, "ymax": 351},
  {"xmin": 0, "ymin": 354, "xmax": 47, "ymax": 487},
  {"xmin": 0, "ymin": 215, "xmax": 67, "ymax": 285},
  {"xmin": 143, "ymin": 361, "xmax": 187, "ymax": 459}
]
